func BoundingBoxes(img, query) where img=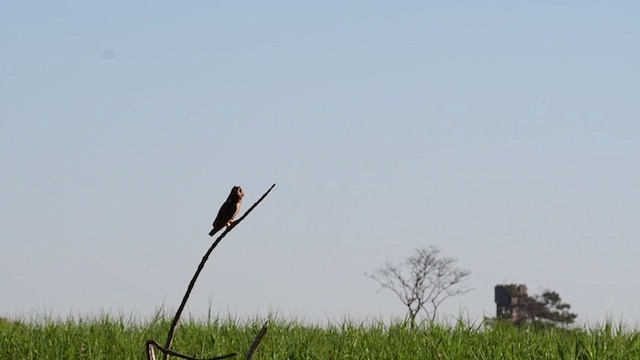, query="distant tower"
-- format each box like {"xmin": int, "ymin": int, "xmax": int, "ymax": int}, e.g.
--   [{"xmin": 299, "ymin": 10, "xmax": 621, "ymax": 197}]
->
[{"xmin": 494, "ymin": 284, "xmax": 528, "ymax": 323}]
